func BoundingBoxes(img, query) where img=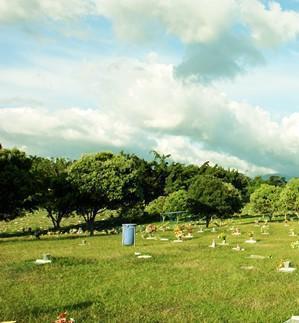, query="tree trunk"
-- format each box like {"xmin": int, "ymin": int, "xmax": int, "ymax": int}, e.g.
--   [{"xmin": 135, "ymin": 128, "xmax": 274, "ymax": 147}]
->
[
  {"xmin": 86, "ymin": 219, "xmax": 93, "ymax": 236},
  {"xmin": 205, "ymin": 215, "xmax": 211, "ymax": 228},
  {"xmin": 47, "ymin": 210, "xmax": 62, "ymax": 230}
]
